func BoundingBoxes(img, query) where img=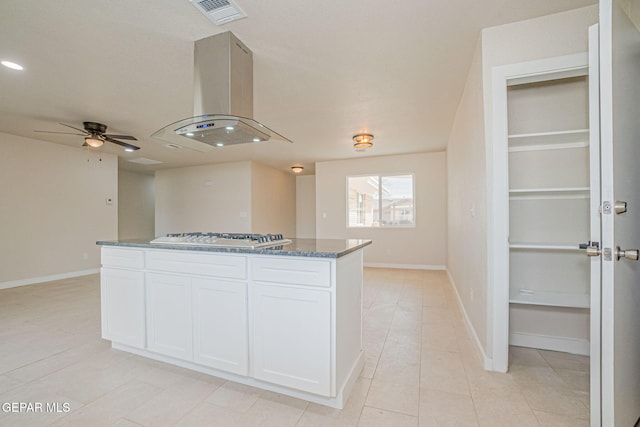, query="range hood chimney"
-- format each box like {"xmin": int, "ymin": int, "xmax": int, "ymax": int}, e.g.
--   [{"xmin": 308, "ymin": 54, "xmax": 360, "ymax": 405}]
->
[{"xmin": 152, "ymin": 32, "xmax": 292, "ymax": 150}]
